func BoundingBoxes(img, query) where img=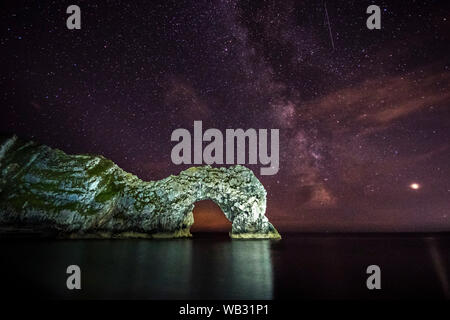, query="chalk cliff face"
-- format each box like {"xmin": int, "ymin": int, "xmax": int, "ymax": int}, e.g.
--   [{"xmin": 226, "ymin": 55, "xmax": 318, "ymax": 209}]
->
[{"xmin": 0, "ymin": 135, "xmax": 280, "ymax": 239}]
